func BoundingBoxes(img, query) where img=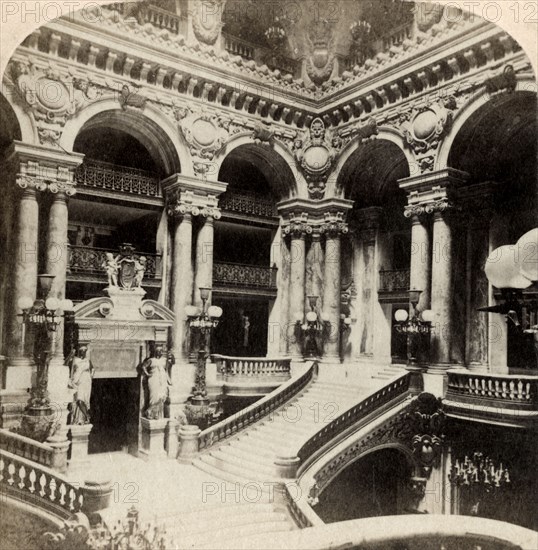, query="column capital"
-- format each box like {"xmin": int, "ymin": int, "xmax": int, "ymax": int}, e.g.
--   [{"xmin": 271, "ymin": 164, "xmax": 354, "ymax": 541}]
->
[
  {"xmin": 166, "ymin": 187, "xmax": 222, "ymax": 221},
  {"xmin": 320, "ymin": 211, "xmax": 349, "ymax": 238},
  {"xmin": 7, "ymin": 141, "xmax": 84, "ymax": 197}
]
